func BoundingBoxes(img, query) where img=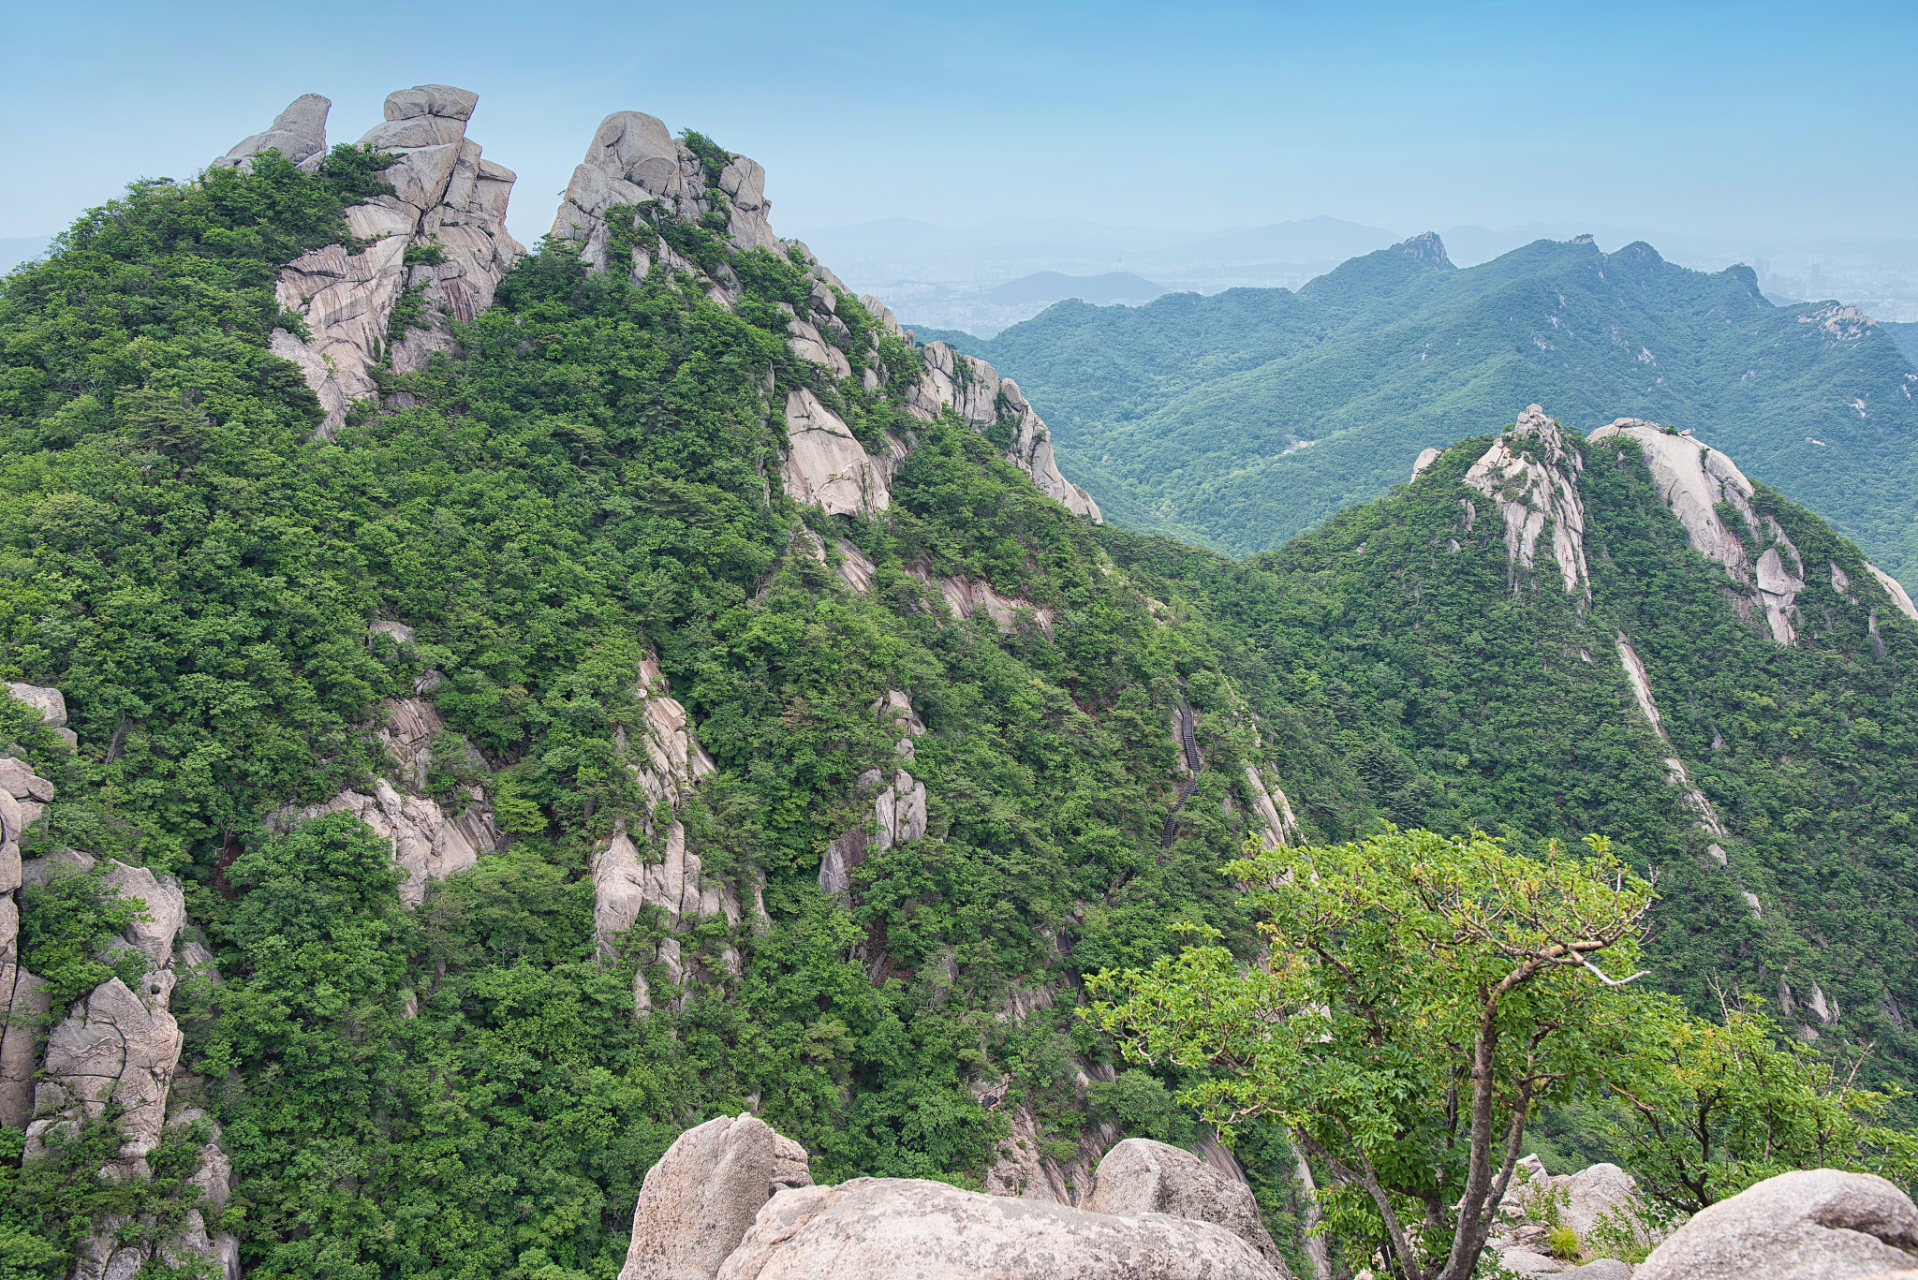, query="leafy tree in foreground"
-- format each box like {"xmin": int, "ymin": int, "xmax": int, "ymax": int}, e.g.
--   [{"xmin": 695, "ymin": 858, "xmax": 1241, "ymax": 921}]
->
[
  {"xmin": 1087, "ymin": 829, "xmax": 1654, "ymax": 1280},
  {"xmin": 1607, "ymin": 996, "xmax": 1918, "ymax": 1216}
]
